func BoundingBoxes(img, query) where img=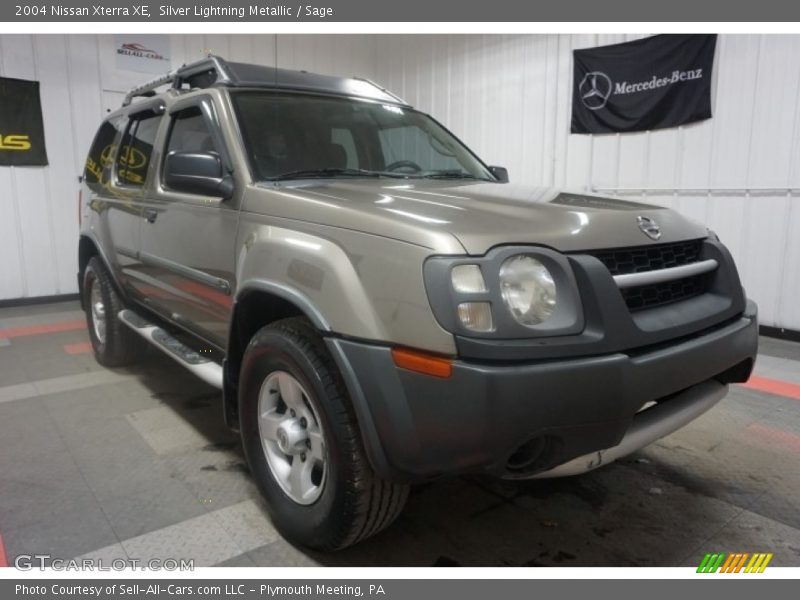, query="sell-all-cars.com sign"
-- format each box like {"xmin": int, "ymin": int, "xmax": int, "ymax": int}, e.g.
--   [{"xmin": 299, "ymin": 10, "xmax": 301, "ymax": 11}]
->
[{"xmin": 115, "ymin": 35, "xmax": 171, "ymax": 74}]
